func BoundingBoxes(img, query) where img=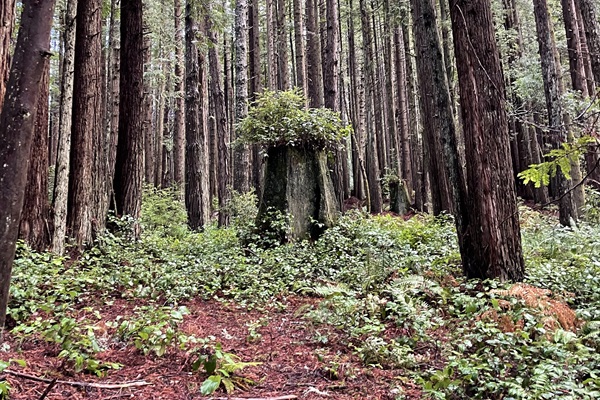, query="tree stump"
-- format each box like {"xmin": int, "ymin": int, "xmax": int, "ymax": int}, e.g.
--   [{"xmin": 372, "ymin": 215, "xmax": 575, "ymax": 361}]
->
[{"xmin": 257, "ymin": 146, "xmax": 339, "ymax": 243}]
